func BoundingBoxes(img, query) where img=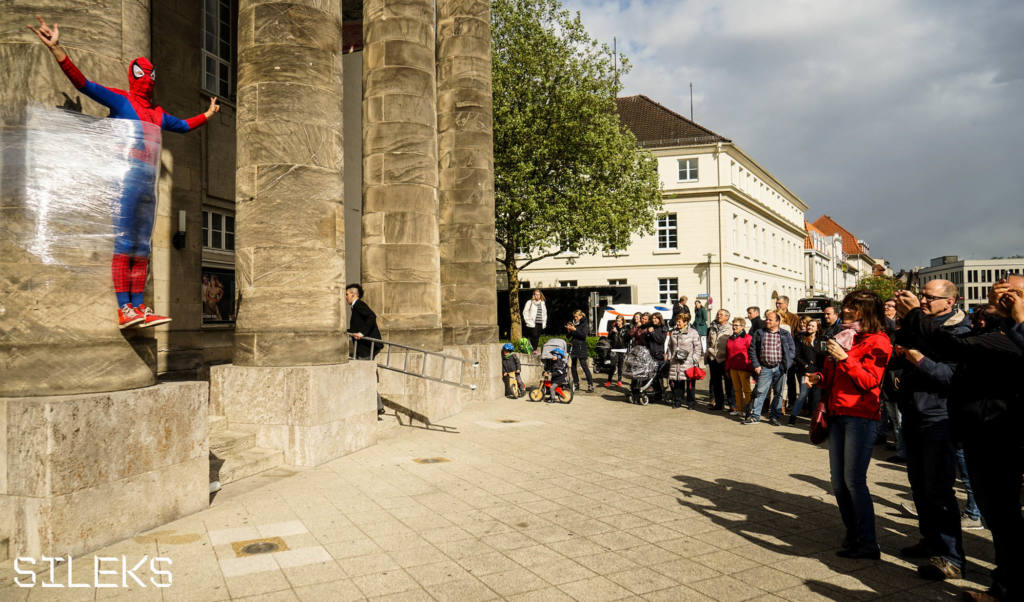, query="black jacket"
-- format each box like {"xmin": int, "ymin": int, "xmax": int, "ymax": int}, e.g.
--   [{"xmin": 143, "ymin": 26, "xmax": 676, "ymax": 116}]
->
[
  {"xmin": 794, "ymin": 335, "xmax": 827, "ymax": 374},
  {"xmin": 647, "ymin": 325, "xmax": 668, "ymax": 360},
  {"xmin": 749, "ymin": 316, "xmax": 765, "ymax": 332},
  {"xmin": 568, "ymin": 317, "xmax": 590, "ymax": 359},
  {"xmin": 900, "ymin": 308, "xmax": 1023, "ymax": 440},
  {"xmin": 501, "ymin": 353, "xmax": 521, "ymax": 375},
  {"xmin": 609, "ymin": 323, "xmax": 631, "ymax": 349},
  {"xmin": 892, "ymin": 309, "xmax": 971, "ymax": 423},
  {"xmin": 671, "ymin": 303, "xmax": 691, "ymax": 324},
  {"xmin": 347, "ymin": 298, "xmax": 382, "ymax": 359}
]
